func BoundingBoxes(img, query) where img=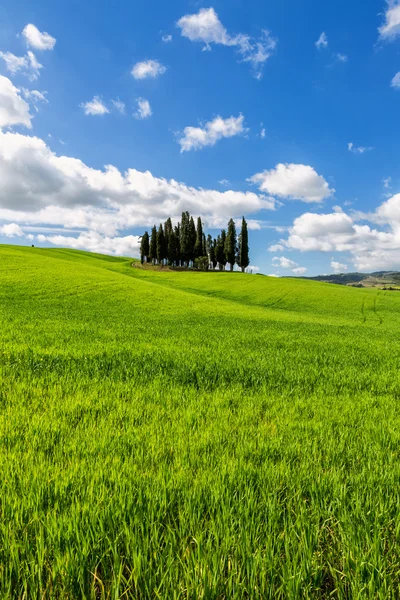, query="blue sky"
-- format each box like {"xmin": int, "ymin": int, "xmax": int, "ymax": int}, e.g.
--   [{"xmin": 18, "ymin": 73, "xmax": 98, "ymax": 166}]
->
[{"xmin": 1, "ymin": 0, "xmax": 400, "ymax": 275}]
